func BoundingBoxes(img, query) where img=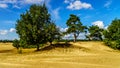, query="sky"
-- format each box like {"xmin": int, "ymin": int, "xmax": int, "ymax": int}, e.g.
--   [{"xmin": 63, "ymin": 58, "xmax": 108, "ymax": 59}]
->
[{"xmin": 0, "ymin": 0, "xmax": 120, "ymax": 40}]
